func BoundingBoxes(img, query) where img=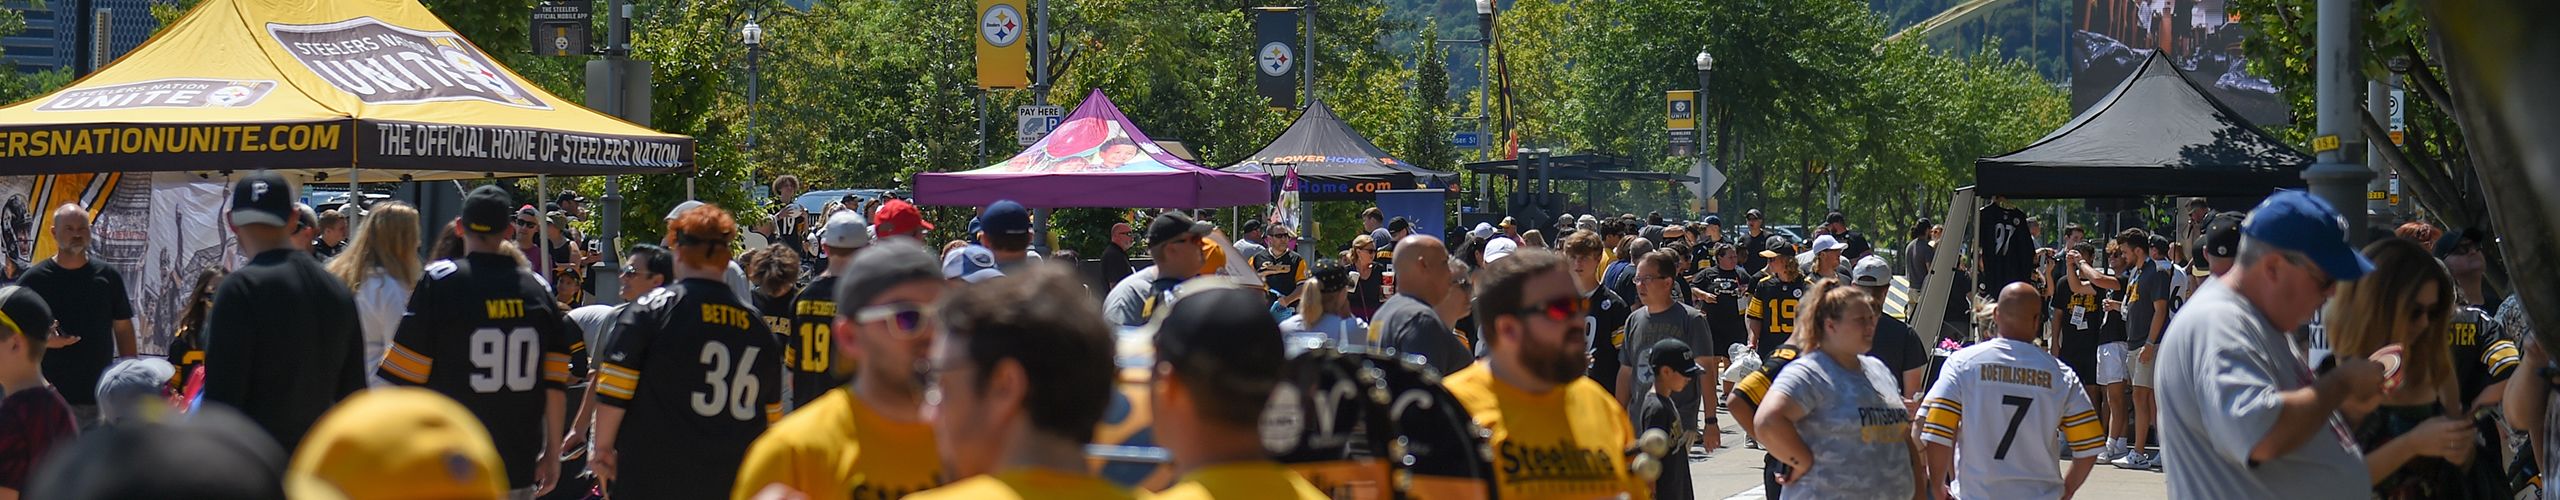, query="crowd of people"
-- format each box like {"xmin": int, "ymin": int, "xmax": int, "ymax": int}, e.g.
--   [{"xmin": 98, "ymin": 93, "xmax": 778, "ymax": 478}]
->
[{"xmin": 0, "ymin": 168, "xmax": 2549, "ymax": 500}]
